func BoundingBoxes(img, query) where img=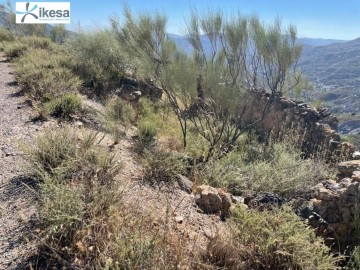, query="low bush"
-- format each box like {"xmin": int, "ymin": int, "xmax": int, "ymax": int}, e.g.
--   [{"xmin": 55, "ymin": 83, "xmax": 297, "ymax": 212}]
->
[
  {"xmin": 104, "ymin": 98, "xmax": 136, "ymax": 124},
  {"xmin": 0, "ymin": 27, "xmax": 14, "ymax": 44},
  {"xmin": 22, "ymin": 36, "xmax": 54, "ymax": 50},
  {"xmin": 13, "ymin": 49, "xmax": 82, "ymax": 100},
  {"xmin": 27, "ymin": 127, "xmax": 121, "ymax": 182},
  {"xmin": 143, "ymin": 149, "xmax": 188, "ymax": 185},
  {"xmin": 3, "ymin": 36, "xmax": 55, "ymax": 58},
  {"xmin": 26, "ymin": 126, "xmax": 78, "ymax": 177},
  {"xmin": 345, "ymin": 246, "xmax": 360, "ymax": 269},
  {"xmin": 201, "ymin": 206, "xmax": 342, "ymax": 270},
  {"xmin": 44, "ymin": 92, "xmax": 82, "ymax": 119},
  {"xmin": 138, "ymin": 119, "xmax": 157, "ymax": 141},
  {"xmin": 3, "ymin": 41, "xmax": 29, "ymax": 58},
  {"xmin": 133, "ymin": 119, "xmax": 159, "ymax": 154},
  {"xmin": 101, "ymin": 97, "xmax": 136, "ymax": 142},
  {"xmin": 65, "ymin": 29, "xmax": 127, "ymax": 95}
]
